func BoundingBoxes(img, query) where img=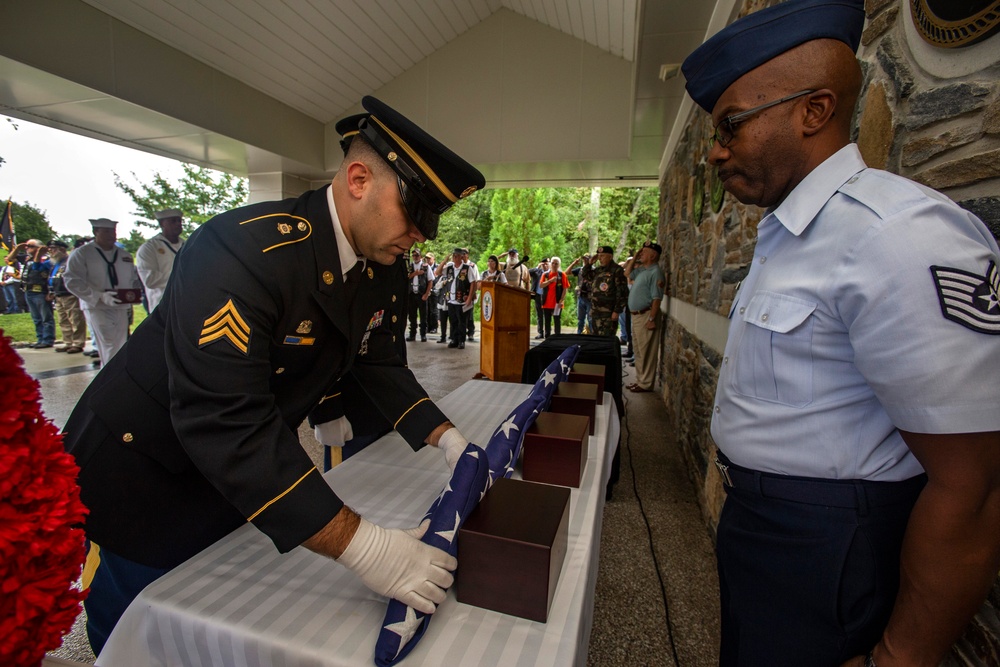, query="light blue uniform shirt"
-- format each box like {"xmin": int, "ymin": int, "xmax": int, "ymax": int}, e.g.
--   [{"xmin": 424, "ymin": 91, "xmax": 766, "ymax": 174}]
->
[
  {"xmin": 711, "ymin": 144, "xmax": 1000, "ymax": 481},
  {"xmin": 628, "ymin": 263, "xmax": 664, "ymax": 312}
]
